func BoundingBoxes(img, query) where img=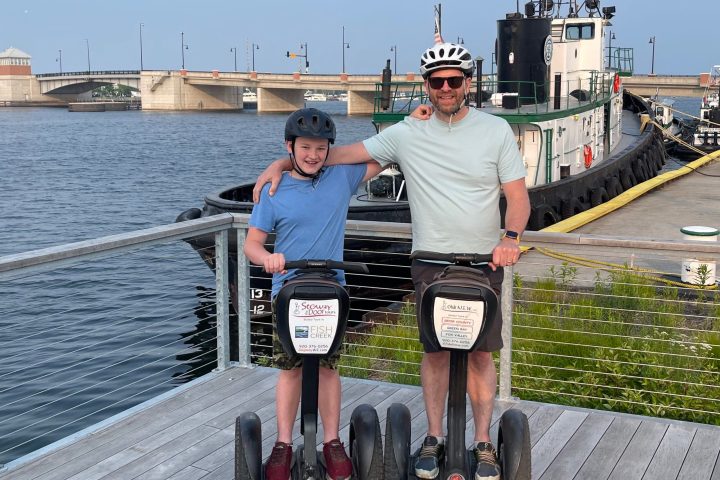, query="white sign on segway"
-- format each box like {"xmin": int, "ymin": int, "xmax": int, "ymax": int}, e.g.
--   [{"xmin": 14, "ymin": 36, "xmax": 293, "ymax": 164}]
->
[
  {"xmin": 433, "ymin": 297, "xmax": 485, "ymax": 350},
  {"xmin": 288, "ymin": 298, "xmax": 340, "ymax": 354}
]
